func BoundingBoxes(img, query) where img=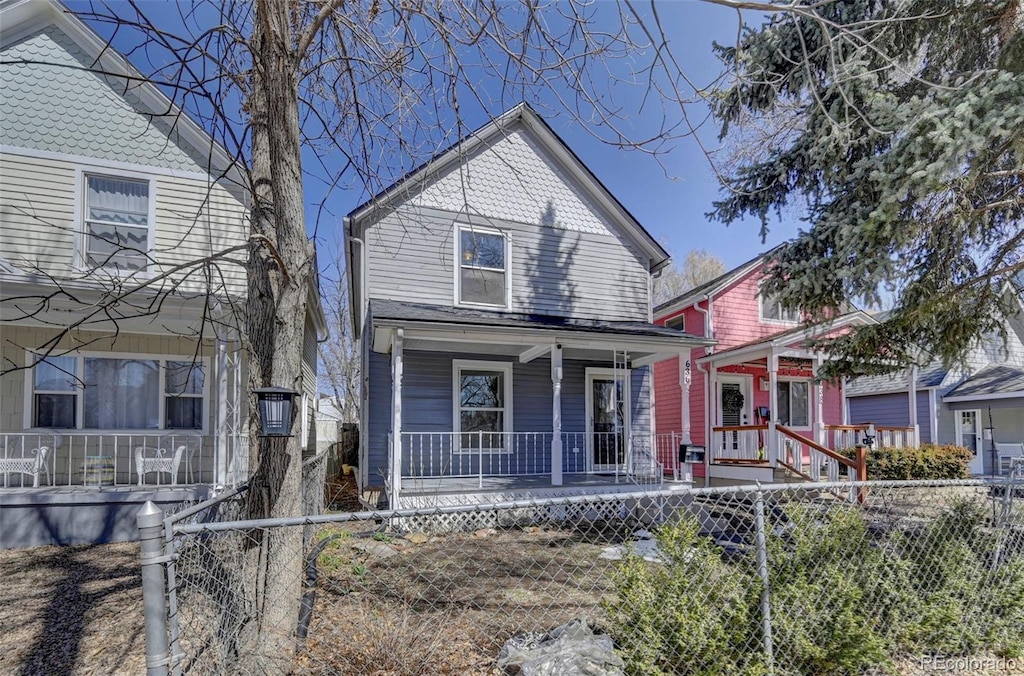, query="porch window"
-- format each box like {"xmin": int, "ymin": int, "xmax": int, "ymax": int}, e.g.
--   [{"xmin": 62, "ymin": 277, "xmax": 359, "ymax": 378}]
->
[
  {"xmin": 165, "ymin": 361, "xmax": 206, "ymax": 429},
  {"xmin": 83, "ymin": 175, "xmax": 152, "ymax": 272},
  {"xmin": 457, "ymin": 226, "xmax": 508, "ymax": 307},
  {"xmin": 29, "ymin": 353, "xmax": 206, "ymax": 431},
  {"xmin": 32, "ymin": 356, "xmax": 77, "ymax": 428},
  {"xmin": 454, "ymin": 360, "xmax": 512, "ymax": 451},
  {"xmin": 776, "ymin": 381, "xmax": 809, "ymax": 427},
  {"xmin": 84, "ymin": 358, "xmax": 160, "ymax": 429},
  {"xmin": 760, "ymin": 288, "xmax": 800, "ymax": 323}
]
